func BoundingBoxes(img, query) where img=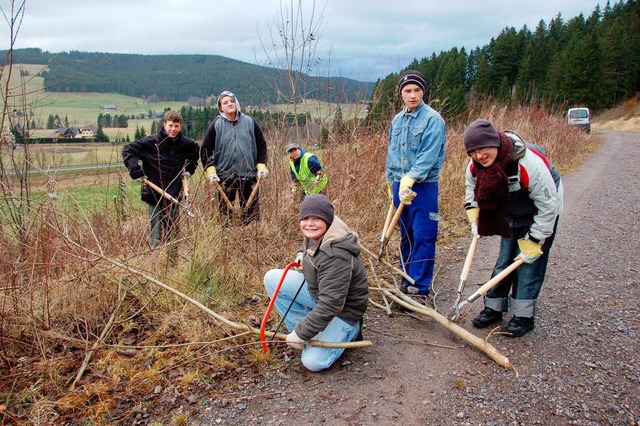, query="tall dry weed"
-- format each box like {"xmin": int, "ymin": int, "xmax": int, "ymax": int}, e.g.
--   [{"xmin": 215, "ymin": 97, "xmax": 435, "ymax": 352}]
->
[{"xmin": 0, "ymin": 104, "xmax": 594, "ymax": 423}]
